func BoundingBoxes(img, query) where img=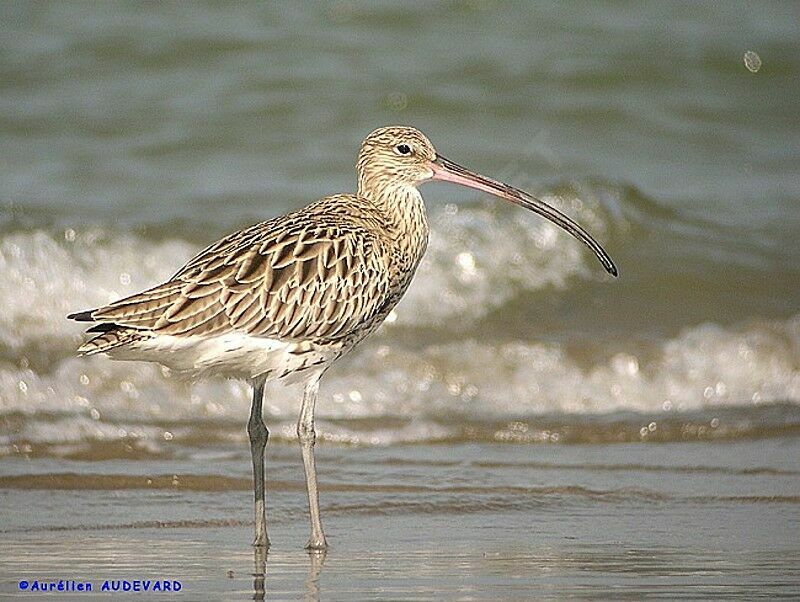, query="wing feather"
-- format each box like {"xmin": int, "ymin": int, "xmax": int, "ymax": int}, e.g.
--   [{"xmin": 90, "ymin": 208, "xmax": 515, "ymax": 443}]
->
[{"xmin": 76, "ymin": 198, "xmax": 392, "ymax": 343}]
